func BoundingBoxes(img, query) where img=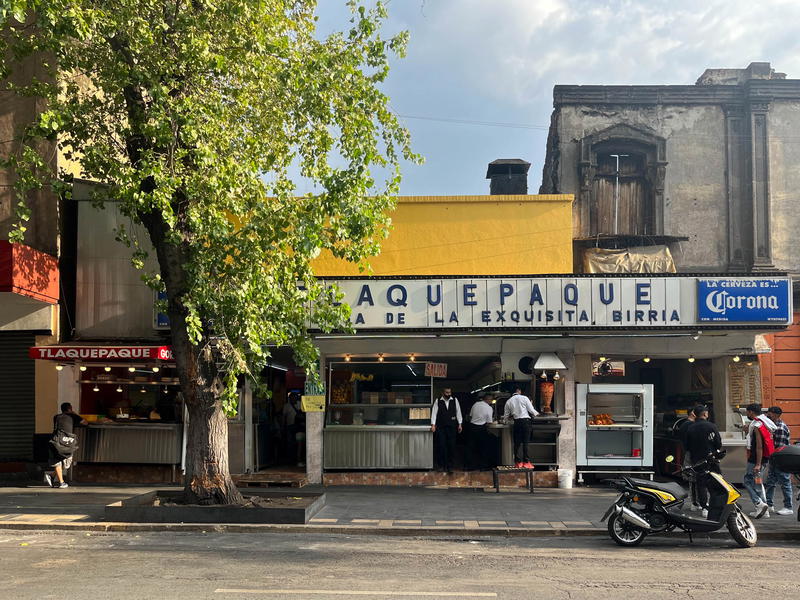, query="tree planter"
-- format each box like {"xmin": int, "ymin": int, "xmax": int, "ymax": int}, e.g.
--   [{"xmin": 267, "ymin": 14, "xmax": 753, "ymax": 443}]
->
[{"xmin": 105, "ymin": 489, "xmax": 325, "ymax": 524}]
